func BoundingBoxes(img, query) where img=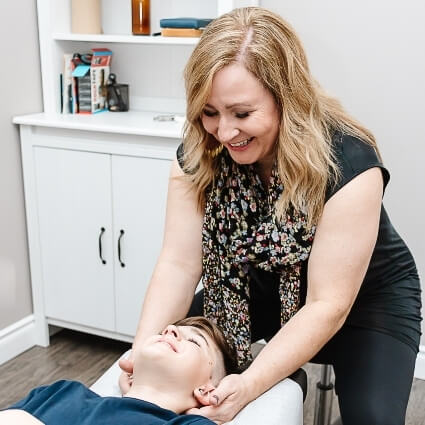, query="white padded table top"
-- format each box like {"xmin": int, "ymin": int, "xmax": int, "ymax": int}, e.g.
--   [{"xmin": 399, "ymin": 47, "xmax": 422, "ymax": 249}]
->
[{"xmin": 90, "ymin": 351, "xmax": 303, "ymax": 425}]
